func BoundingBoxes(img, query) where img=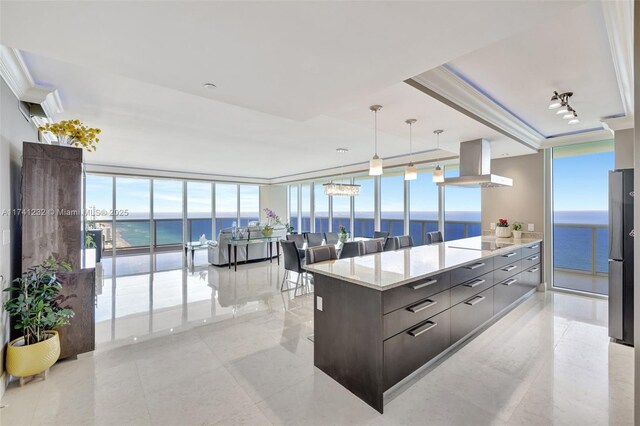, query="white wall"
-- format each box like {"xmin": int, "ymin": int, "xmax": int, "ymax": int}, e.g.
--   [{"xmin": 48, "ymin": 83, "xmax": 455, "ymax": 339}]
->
[
  {"xmin": 0, "ymin": 78, "xmax": 36, "ymax": 395},
  {"xmin": 615, "ymin": 128, "xmax": 634, "ymax": 170},
  {"xmin": 481, "ymin": 151, "xmax": 544, "ymax": 235},
  {"xmin": 259, "ymin": 185, "xmax": 288, "ymax": 224}
]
